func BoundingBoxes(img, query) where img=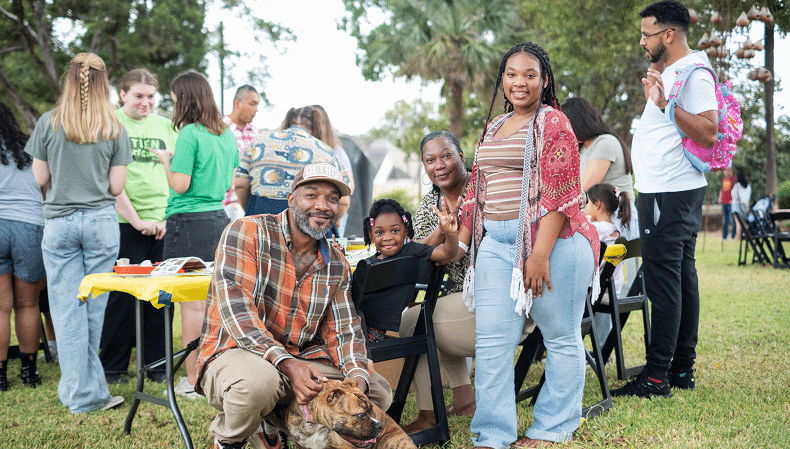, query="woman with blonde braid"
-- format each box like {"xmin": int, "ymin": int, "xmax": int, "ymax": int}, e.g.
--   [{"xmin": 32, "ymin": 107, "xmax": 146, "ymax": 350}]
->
[{"xmin": 25, "ymin": 53, "xmax": 131, "ymax": 413}]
